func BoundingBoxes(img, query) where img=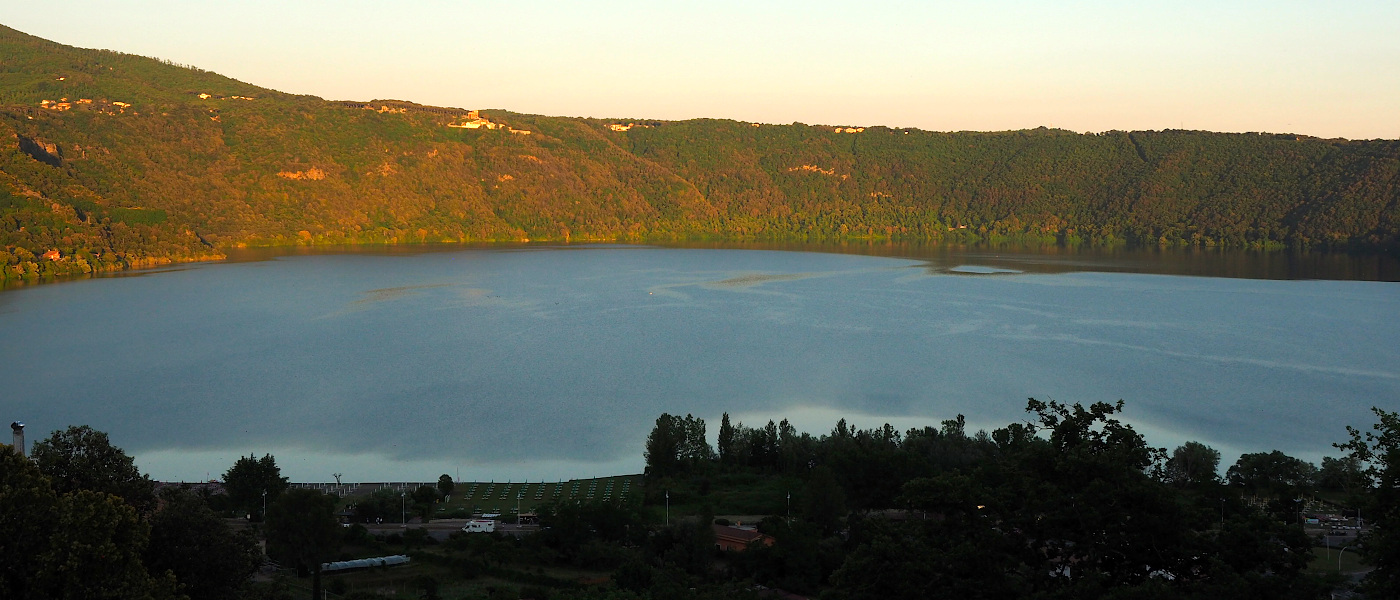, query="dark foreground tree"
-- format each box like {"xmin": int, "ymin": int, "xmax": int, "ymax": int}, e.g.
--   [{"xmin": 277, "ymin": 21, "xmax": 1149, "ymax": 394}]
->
[
  {"xmin": 824, "ymin": 400, "xmax": 1331, "ymax": 599},
  {"xmin": 351, "ymin": 488, "xmax": 400, "ymax": 524},
  {"xmin": 644, "ymin": 413, "xmax": 713, "ymax": 479},
  {"xmin": 146, "ymin": 488, "xmax": 262, "ymax": 600},
  {"xmin": 1317, "ymin": 455, "xmax": 1367, "ymax": 496},
  {"xmin": 29, "ymin": 424, "xmax": 155, "ymax": 512},
  {"xmin": 535, "ymin": 501, "xmax": 647, "ymax": 567},
  {"xmin": 1337, "ymin": 407, "xmax": 1400, "ymax": 597},
  {"xmin": 222, "ymin": 453, "xmax": 289, "ymax": 519},
  {"xmin": 39, "ymin": 489, "xmax": 183, "ymax": 599},
  {"xmin": 829, "ymin": 516, "xmax": 1026, "ymax": 600},
  {"xmin": 0, "ymin": 446, "xmax": 60, "ymax": 599},
  {"xmin": 717, "ymin": 412, "xmax": 736, "ymax": 465},
  {"xmin": 1227, "ymin": 450, "xmax": 1317, "ymax": 499},
  {"xmin": 2, "ymin": 448, "xmax": 181, "ymax": 600},
  {"xmin": 437, "ymin": 474, "xmax": 455, "ymax": 499},
  {"xmin": 412, "ymin": 484, "xmax": 439, "ymax": 522},
  {"xmin": 265, "ymin": 488, "xmax": 340, "ymax": 600},
  {"xmin": 1165, "ymin": 441, "xmax": 1222, "ymax": 488},
  {"xmin": 800, "ymin": 466, "xmax": 846, "ymax": 535}
]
